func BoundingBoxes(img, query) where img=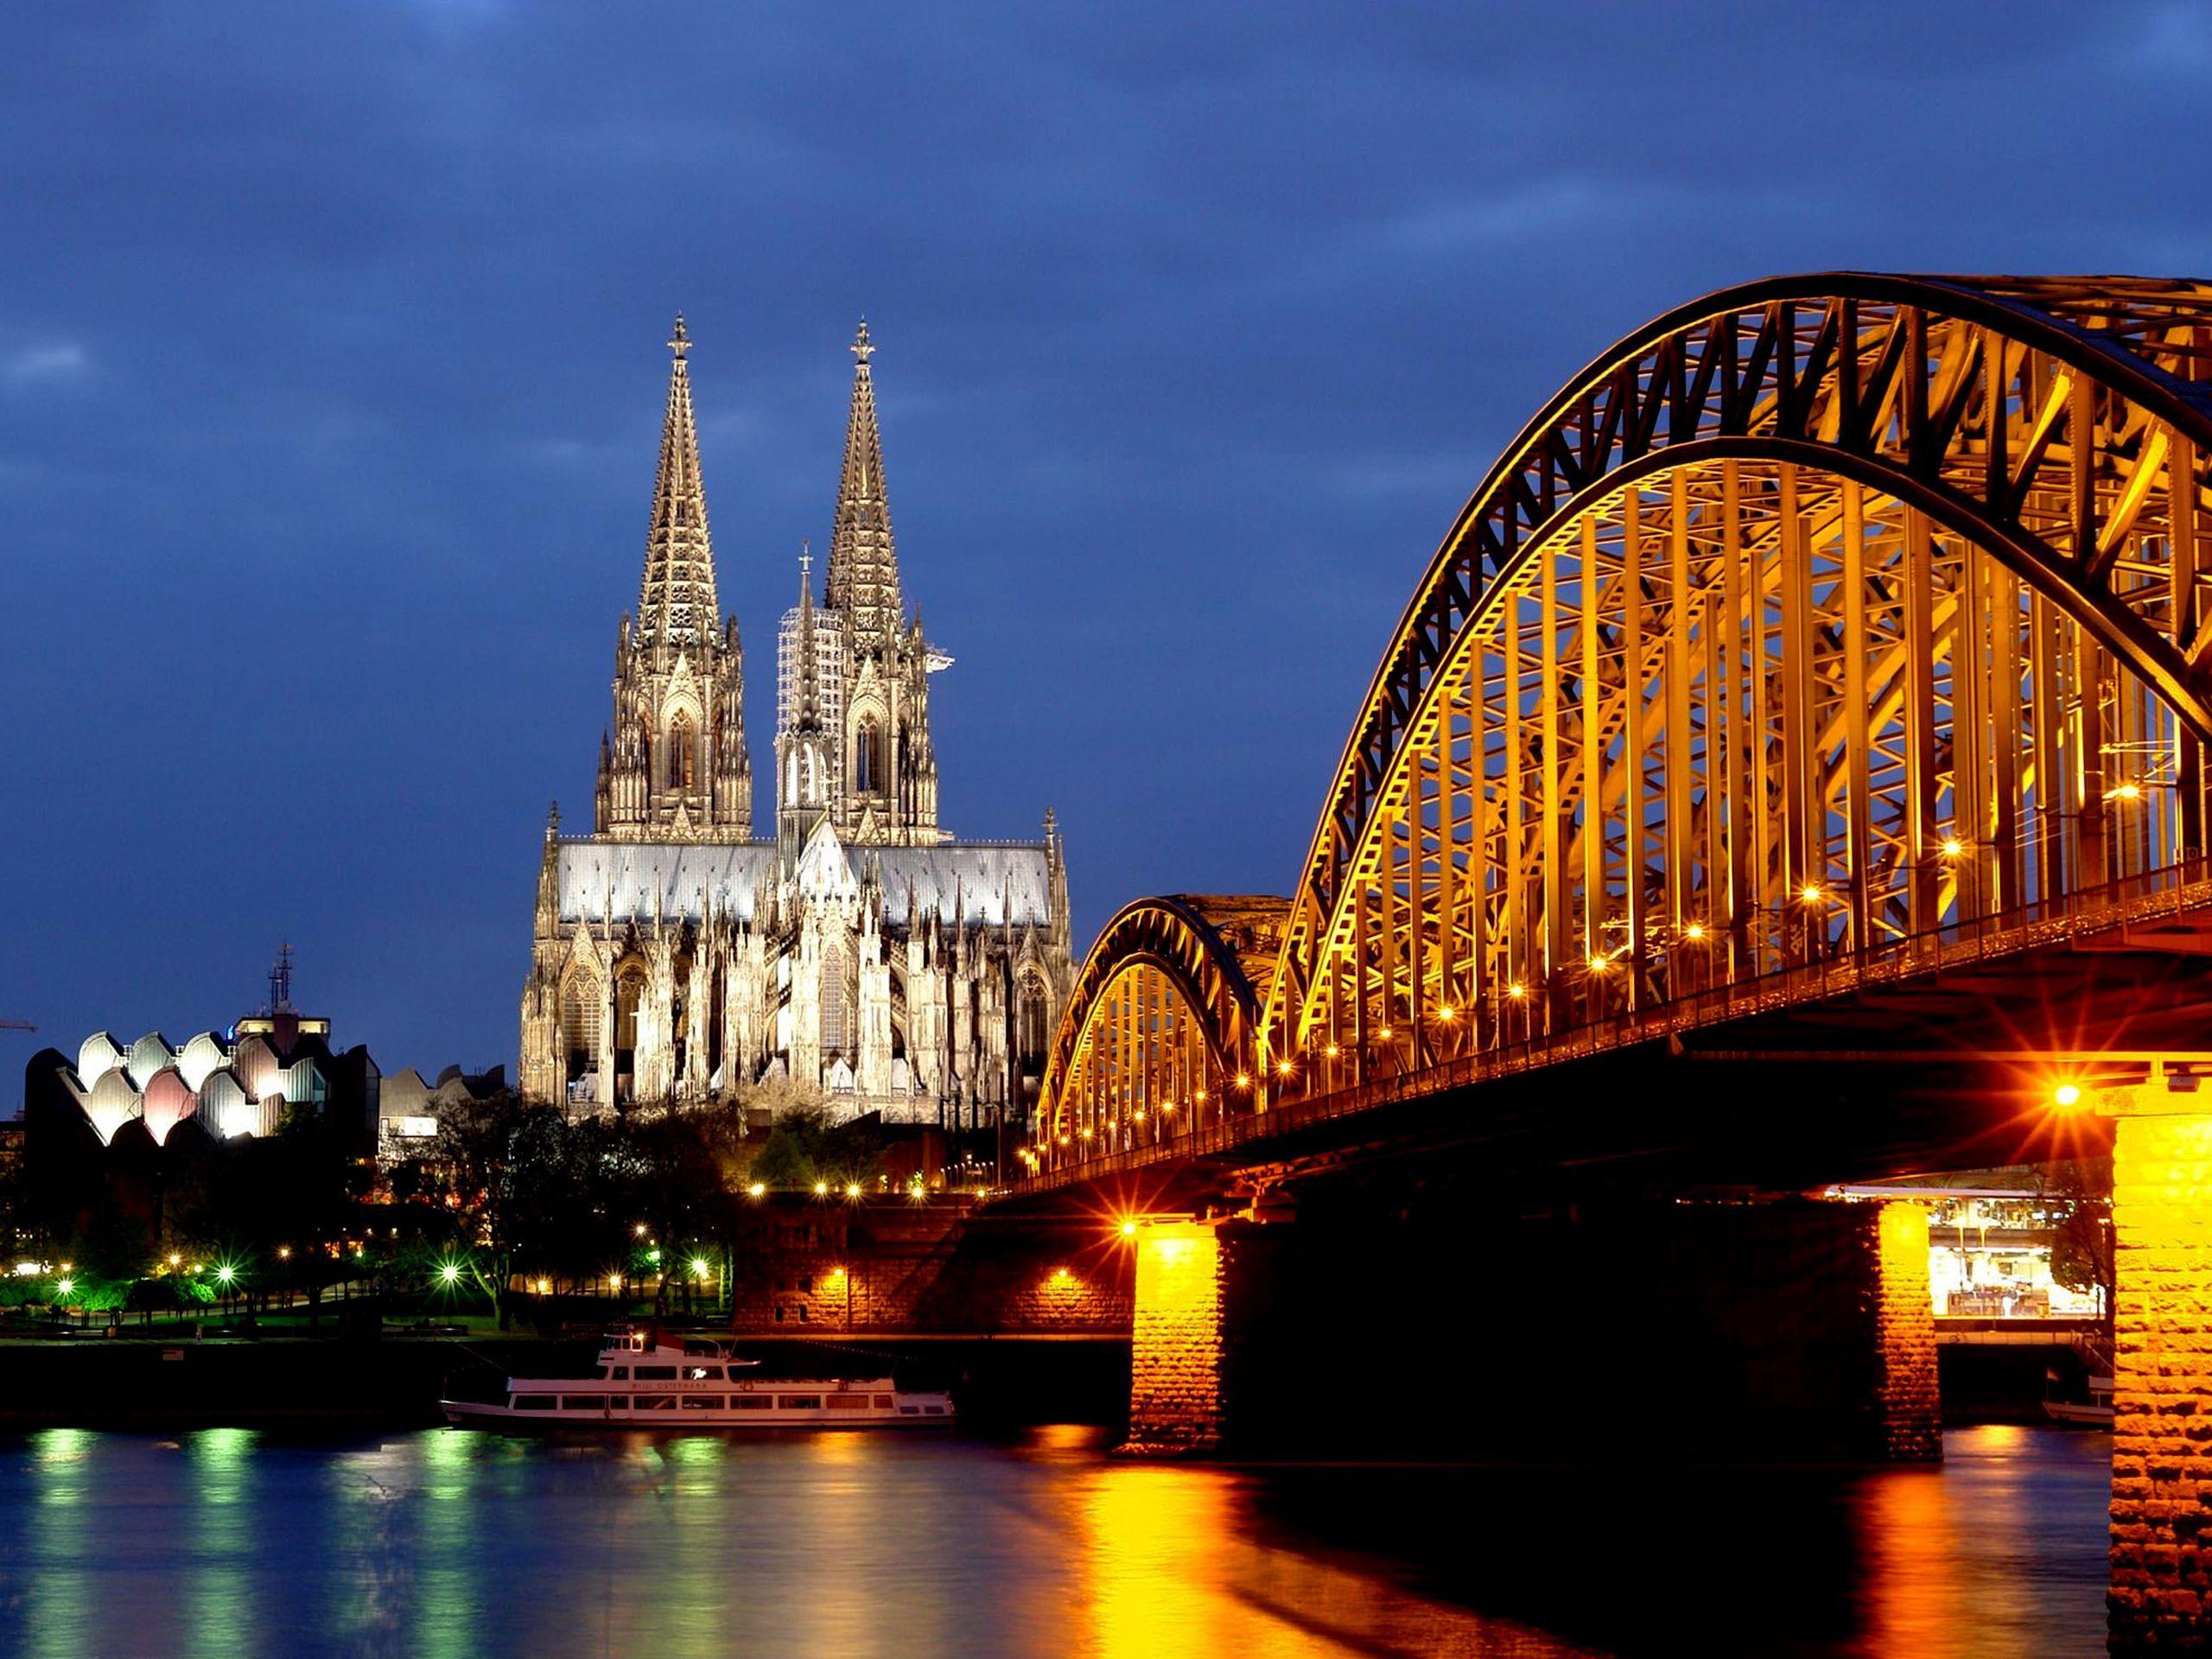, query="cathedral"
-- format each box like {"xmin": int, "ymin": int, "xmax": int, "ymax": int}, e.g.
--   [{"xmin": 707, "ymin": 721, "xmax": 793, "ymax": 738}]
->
[{"xmin": 519, "ymin": 319, "xmax": 1075, "ymax": 1126}]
